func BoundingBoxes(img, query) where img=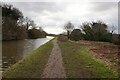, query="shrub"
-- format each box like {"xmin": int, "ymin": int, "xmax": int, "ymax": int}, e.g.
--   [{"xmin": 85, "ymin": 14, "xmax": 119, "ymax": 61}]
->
[
  {"xmin": 28, "ymin": 28, "xmax": 46, "ymax": 39},
  {"xmin": 70, "ymin": 29, "xmax": 83, "ymax": 41},
  {"xmin": 58, "ymin": 34, "xmax": 68, "ymax": 42}
]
